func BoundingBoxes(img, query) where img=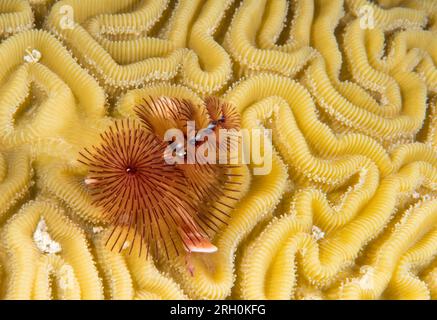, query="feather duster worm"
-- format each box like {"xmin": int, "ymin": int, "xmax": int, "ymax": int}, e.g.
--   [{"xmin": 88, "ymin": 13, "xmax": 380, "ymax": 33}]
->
[
  {"xmin": 134, "ymin": 95, "xmax": 241, "ymax": 161},
  {"xmin": 202, "ymin": 96, "xmax": 241, "ymax": 162},
  {"xmin": 78, "ymin": 119, "xmax": 216, "ymax": 258},
  {"xmin": 134, "ymin": 96, "xmax": 243, "ymax": 239},
  {"xmin": 204, "ymin": 96, "xmax": 241, "ymax": 131}
]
